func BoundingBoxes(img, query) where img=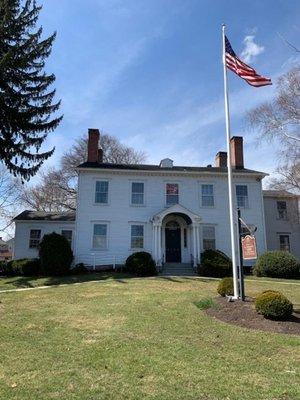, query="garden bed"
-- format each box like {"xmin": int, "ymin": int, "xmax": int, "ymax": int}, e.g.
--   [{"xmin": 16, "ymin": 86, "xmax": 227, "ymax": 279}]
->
[{"xmin": 206, "ymin": 296, "xmax": 300, "ymax": 335}]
